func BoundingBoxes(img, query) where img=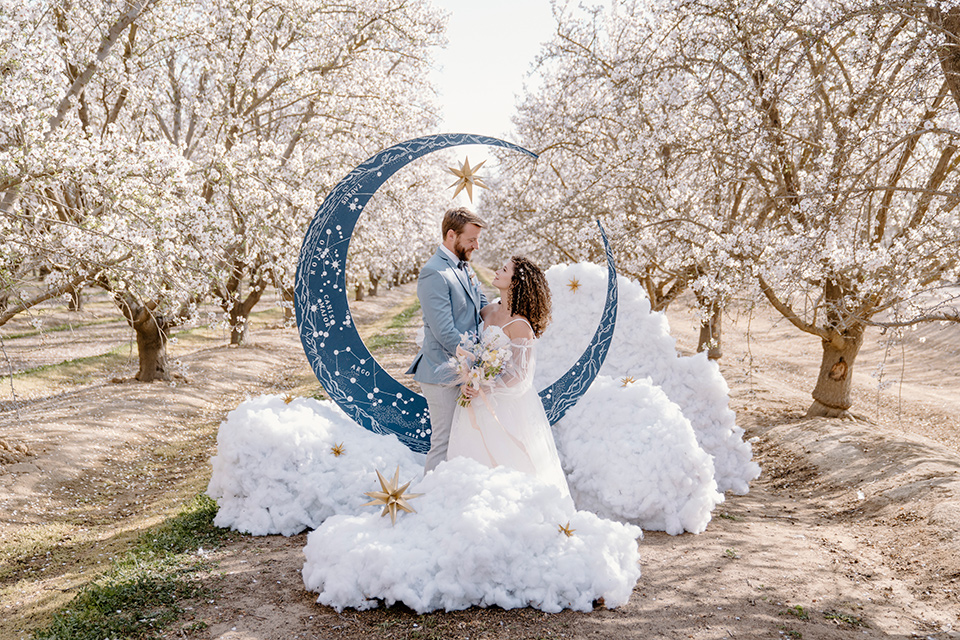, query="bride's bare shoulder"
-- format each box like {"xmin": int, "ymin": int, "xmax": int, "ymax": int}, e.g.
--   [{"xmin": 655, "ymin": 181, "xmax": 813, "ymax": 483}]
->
[{"xmin": 503, "ymin": 316, "xmax": 535, "ymax": 341}]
